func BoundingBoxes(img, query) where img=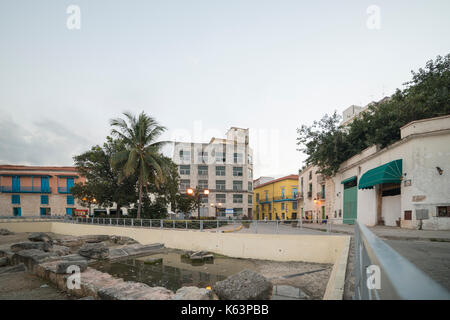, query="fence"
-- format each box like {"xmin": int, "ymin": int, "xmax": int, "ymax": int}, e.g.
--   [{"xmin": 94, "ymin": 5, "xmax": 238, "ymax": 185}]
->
[
  {"xmin": 353, "ymin": 220, "xmax": 450, "ymax": 300},
  {"xmin": 0, "ymin": 215, "xmax": 353, "ymax": 234}
]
